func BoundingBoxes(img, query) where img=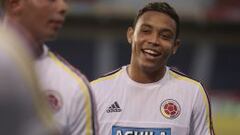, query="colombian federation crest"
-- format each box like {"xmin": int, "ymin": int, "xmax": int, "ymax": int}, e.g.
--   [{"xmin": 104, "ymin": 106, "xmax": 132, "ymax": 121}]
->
[
  {"xmin": 45, "ymin": 90, "xmax": 63, "ymax": 113},
  {"xmin": 160, "ymin": 99, "xmax": 181, "ymax": 119}
]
